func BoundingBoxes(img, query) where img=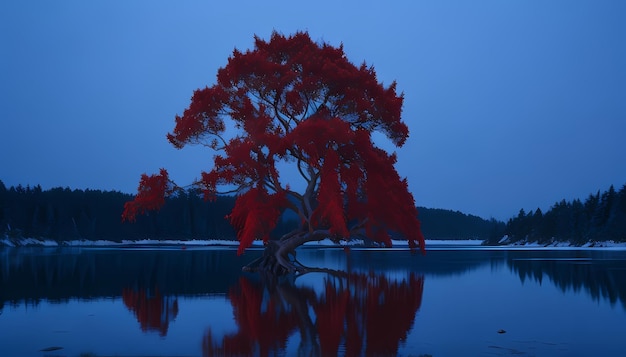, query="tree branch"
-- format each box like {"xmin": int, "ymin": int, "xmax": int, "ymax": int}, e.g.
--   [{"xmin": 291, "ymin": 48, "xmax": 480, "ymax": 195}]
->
[{"xmin": 301, "ymin": 168, "xmax": 319, "ymax": 222}]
